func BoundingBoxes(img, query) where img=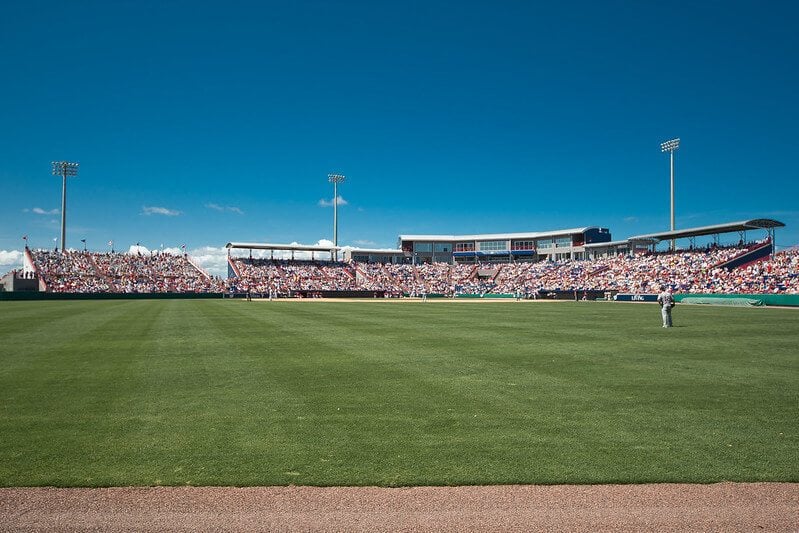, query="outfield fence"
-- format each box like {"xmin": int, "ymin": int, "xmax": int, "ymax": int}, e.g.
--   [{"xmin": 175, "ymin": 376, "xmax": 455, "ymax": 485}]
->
[
  {"xmin": 673, "ymin": 293, "xmax": 799, "ymax": 307},
  {"xmin": 2, "ymin": 290, "xmax": 798, "ymax": 306},
  {"xmin": 0, "ymin": 292, "xmax": 224, "ymax": 301}
]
